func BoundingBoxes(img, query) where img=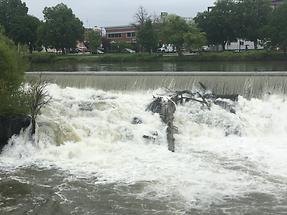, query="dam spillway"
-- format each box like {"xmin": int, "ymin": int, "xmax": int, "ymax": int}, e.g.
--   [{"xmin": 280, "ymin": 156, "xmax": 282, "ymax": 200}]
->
[{"xmin": 26, "ymin": 71, "xmax": 287, "ymax": 97}]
